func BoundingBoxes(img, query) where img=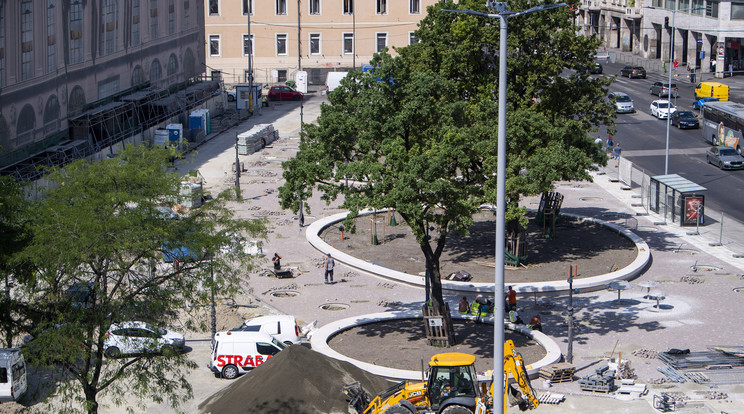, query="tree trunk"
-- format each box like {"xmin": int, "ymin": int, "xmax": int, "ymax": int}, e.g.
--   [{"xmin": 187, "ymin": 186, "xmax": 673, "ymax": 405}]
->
[{"xmin": 84, "ymin": 384, "xmax": 99, "ymax": 414}]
